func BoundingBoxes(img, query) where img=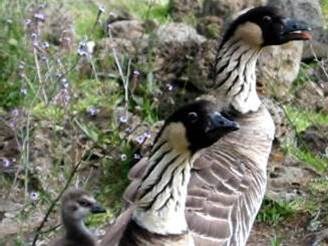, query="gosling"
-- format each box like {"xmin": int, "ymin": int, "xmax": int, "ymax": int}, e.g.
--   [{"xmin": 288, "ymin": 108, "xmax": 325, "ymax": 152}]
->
[{"xmin": 52, "ymin": 189, "xmax": 106, "ymax": 246}]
